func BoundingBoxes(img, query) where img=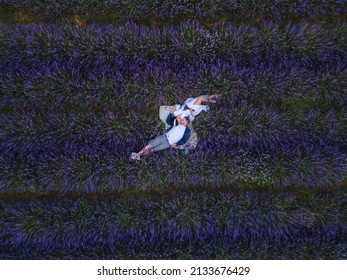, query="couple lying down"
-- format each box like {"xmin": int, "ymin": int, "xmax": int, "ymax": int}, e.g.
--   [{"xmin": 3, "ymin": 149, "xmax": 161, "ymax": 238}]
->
[{"xmin": 130, "ymin": 94, "xmax": 220, "ymax": 161}]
